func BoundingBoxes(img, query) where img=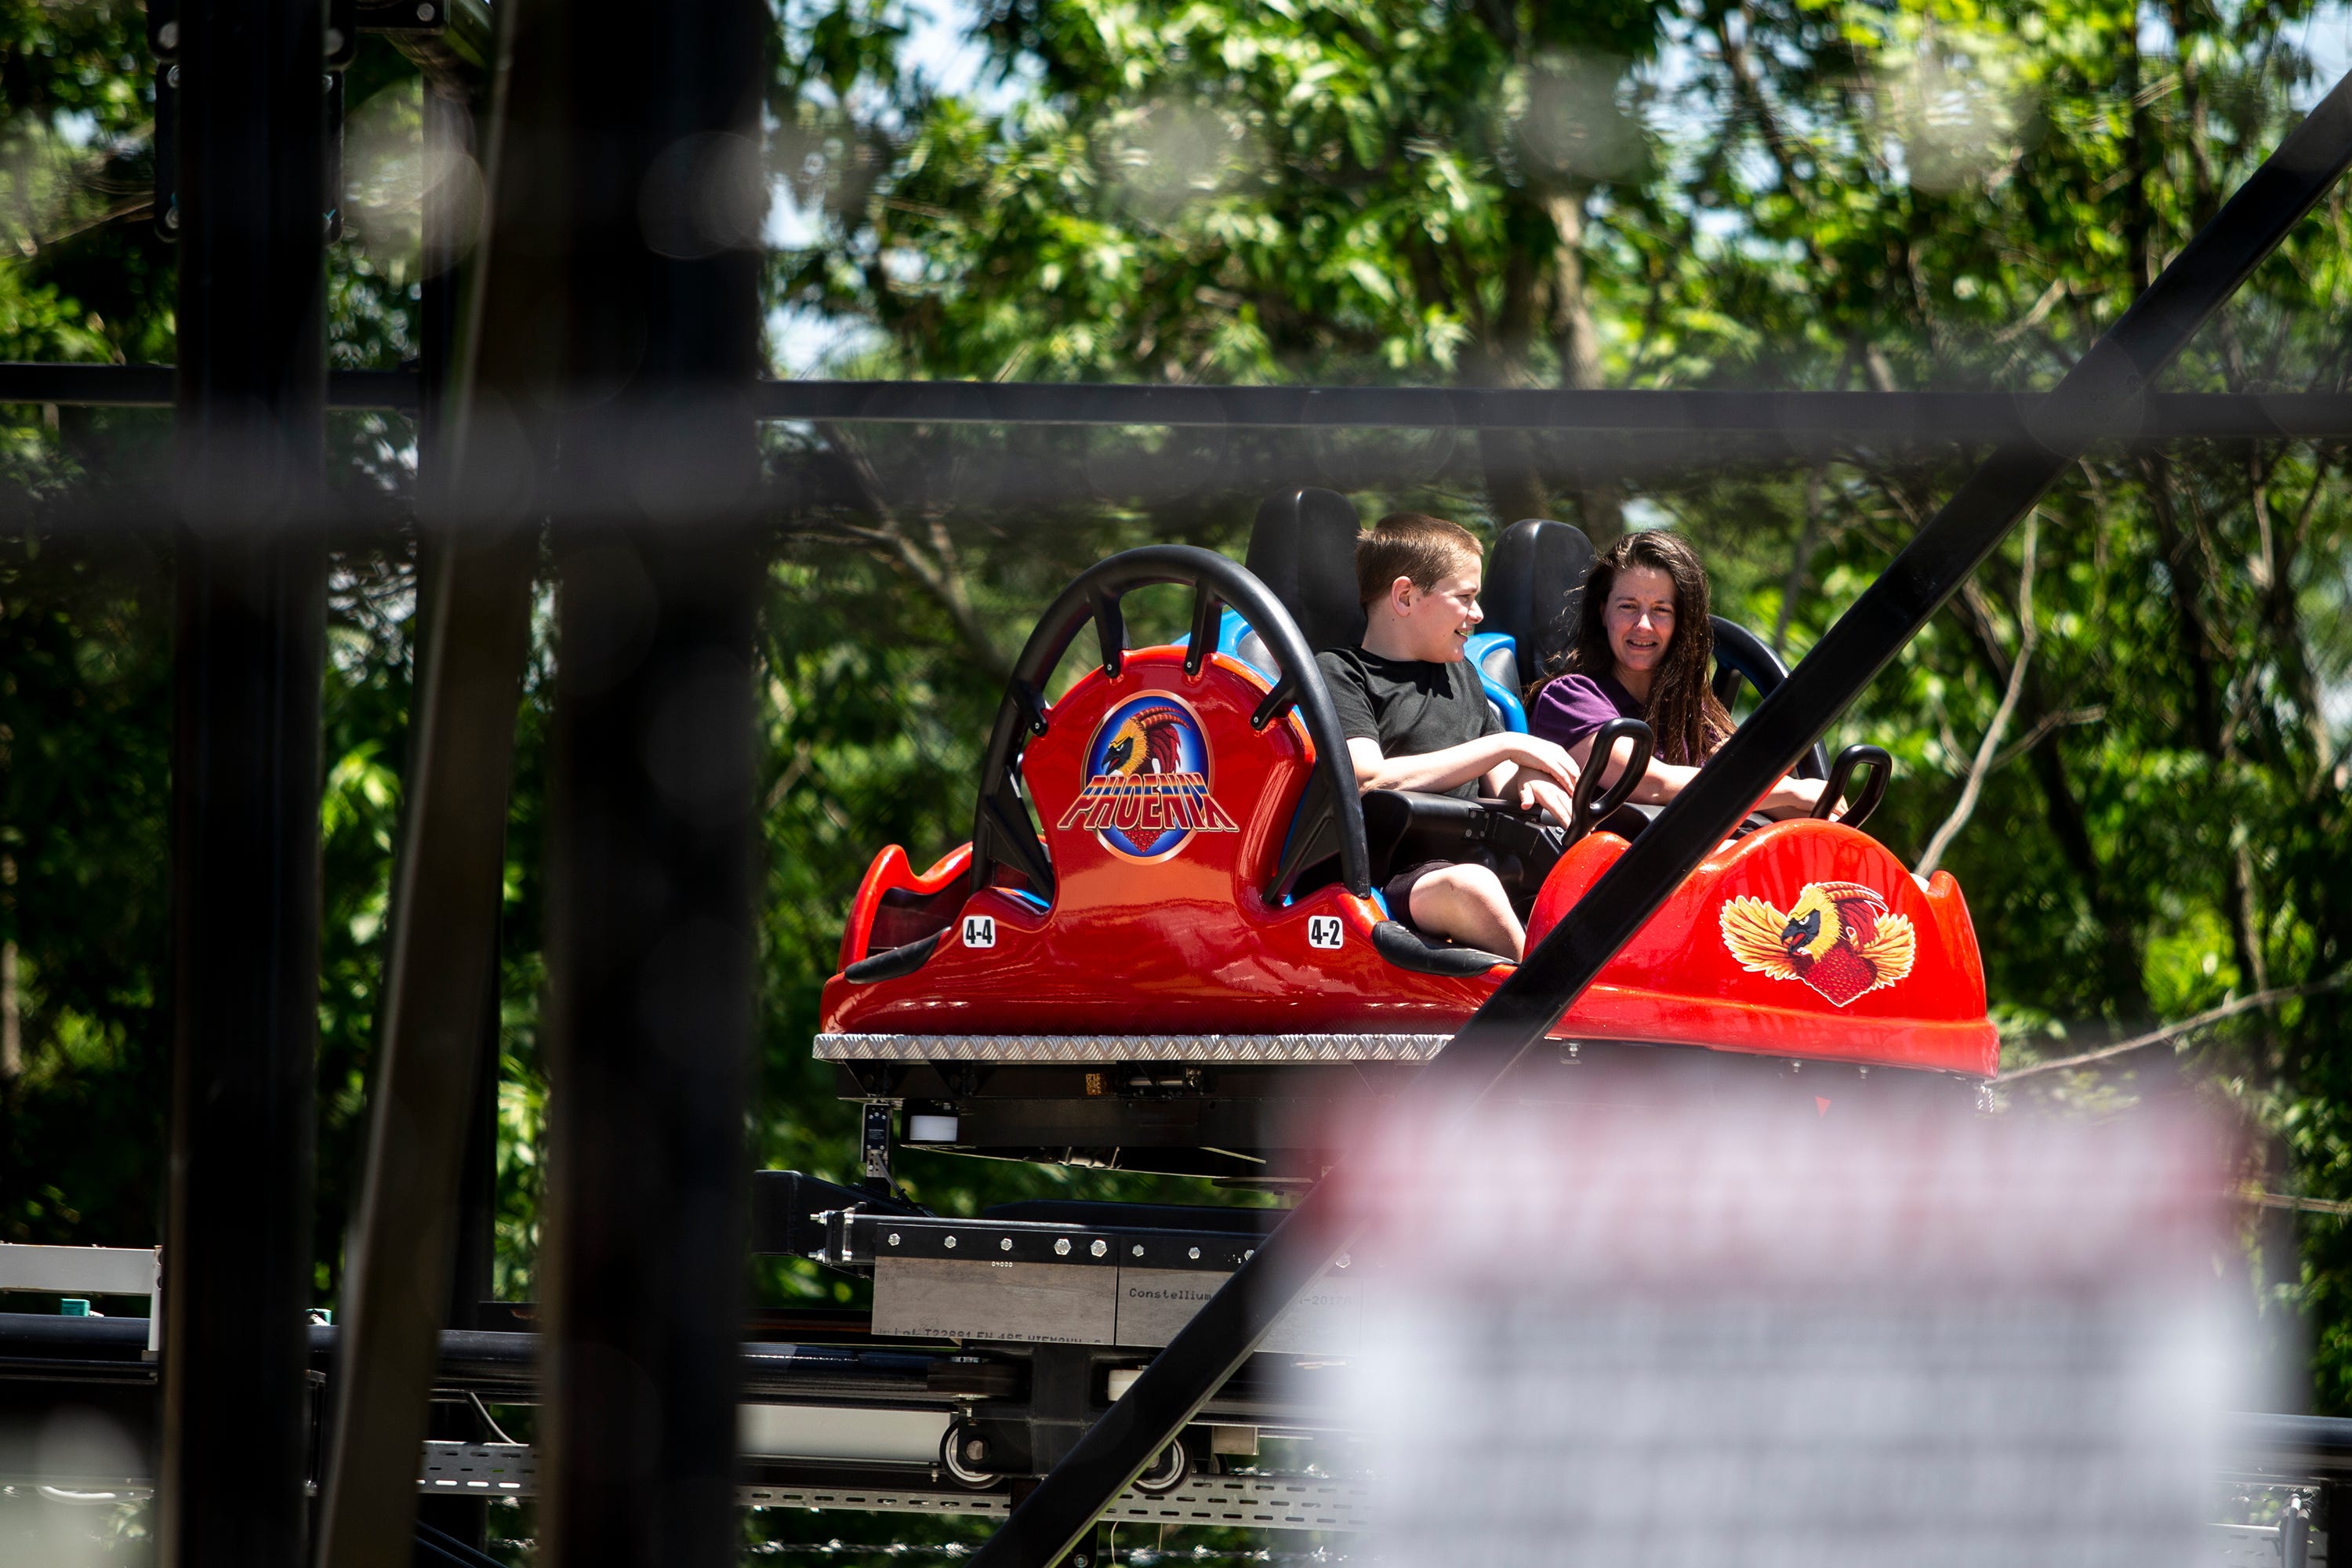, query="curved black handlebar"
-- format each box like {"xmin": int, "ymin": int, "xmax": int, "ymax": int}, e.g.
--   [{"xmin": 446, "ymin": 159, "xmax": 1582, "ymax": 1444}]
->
[
  {"xmin": 967, "ymin": 546, "xmax": 1373, "ymax": 899},
  {"xmin": 1567, "ymin": 717, "xmax": 1653, "ymax": 844},
  {"xmin": 1710, "ymin": 617, "xmax": 1830, "ymax": 781},
  {"xmin": 1811, "ymin": 743, "xmax": 1891, "ymax": 829}
]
